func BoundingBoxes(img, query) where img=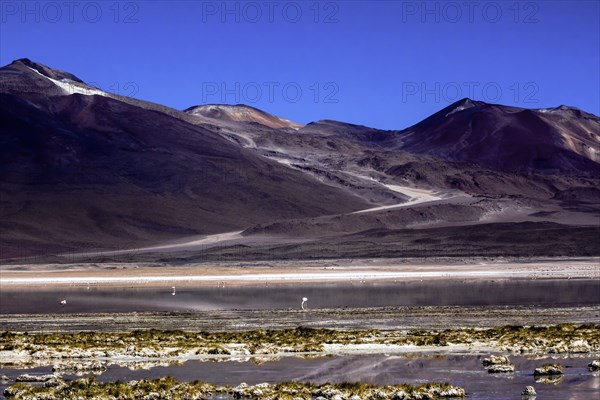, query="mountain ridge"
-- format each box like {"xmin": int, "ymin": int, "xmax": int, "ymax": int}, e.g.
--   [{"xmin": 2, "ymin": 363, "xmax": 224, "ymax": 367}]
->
[{"xmin": 0, "ymin": 59, "xmax": 598, "ymax": 259}]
